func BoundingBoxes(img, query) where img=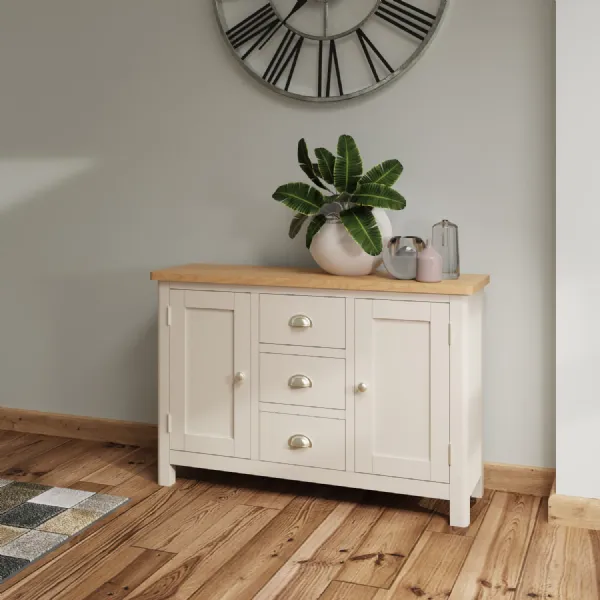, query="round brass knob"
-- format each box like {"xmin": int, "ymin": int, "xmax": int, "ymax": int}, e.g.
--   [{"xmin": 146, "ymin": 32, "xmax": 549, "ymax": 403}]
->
[
  {"xmin": 234, "ymin": 372, "xmax": 246, "ymax": 383},
  {"xmin": 357, "ymin": 382, "xmax": 368, "ymax": 393}
]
